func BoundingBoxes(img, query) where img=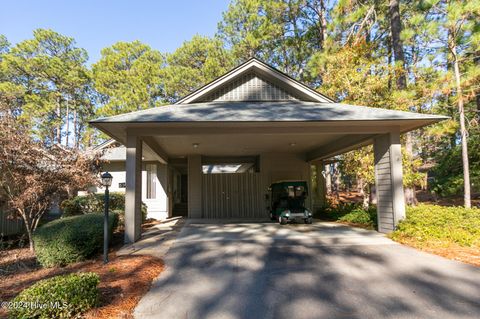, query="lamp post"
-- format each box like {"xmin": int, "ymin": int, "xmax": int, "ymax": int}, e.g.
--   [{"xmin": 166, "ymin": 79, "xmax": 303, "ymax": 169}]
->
[{"xmin": 101, "ymin": 172, "xmax": 113, "ymax": 264}]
